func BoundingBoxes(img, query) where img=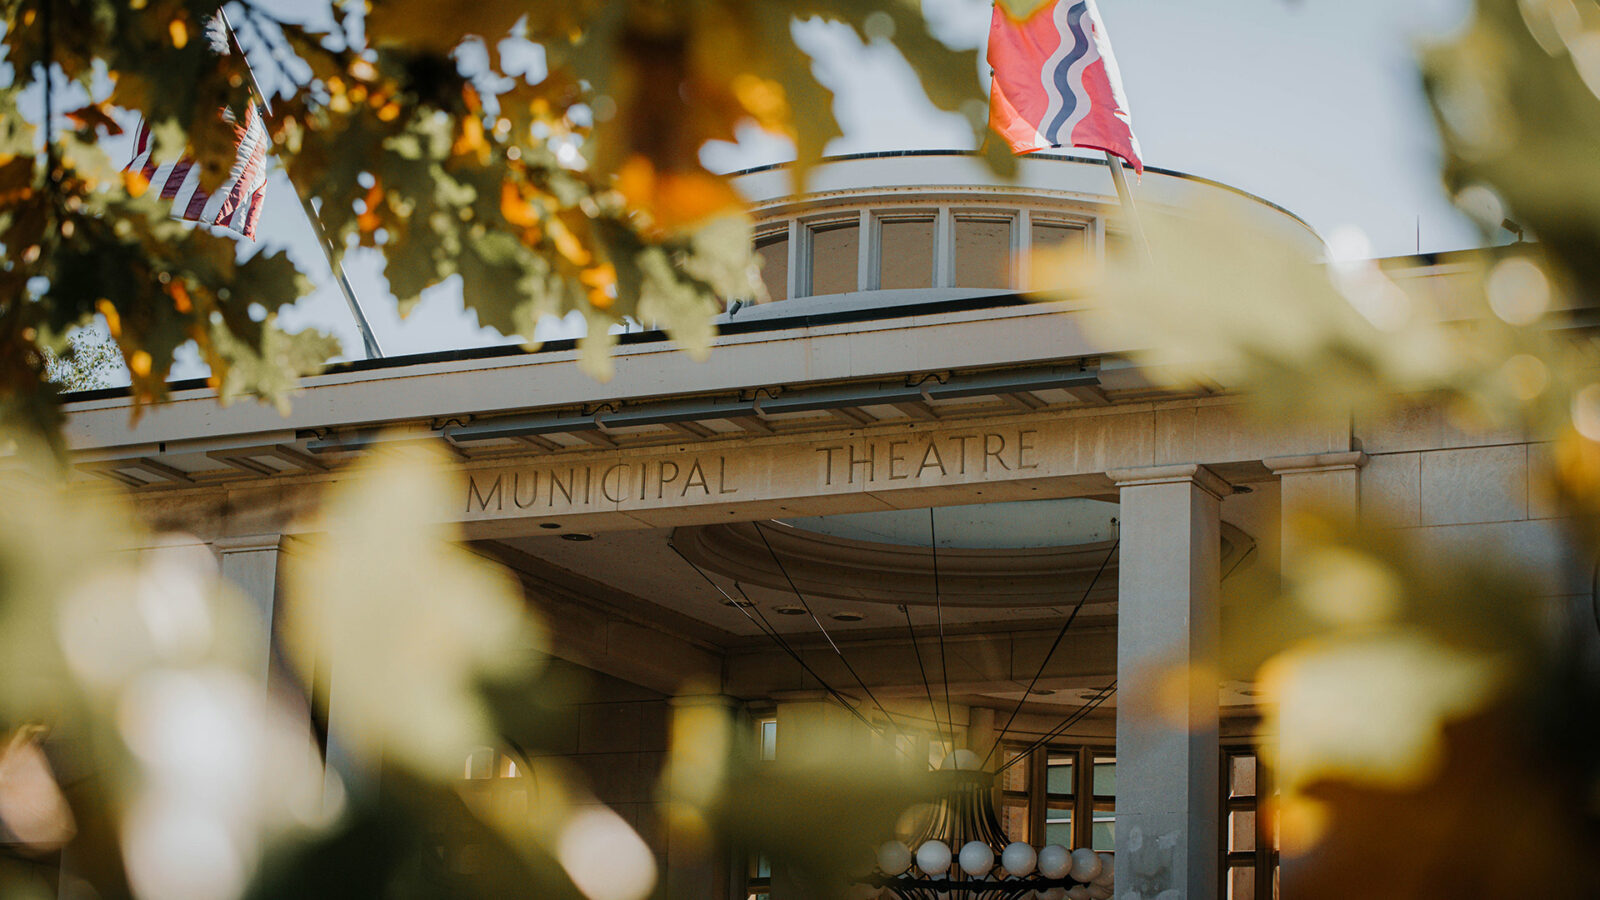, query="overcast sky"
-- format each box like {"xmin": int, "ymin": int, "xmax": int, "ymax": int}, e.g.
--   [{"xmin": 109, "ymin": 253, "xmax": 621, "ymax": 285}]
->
[{"xmin": 248, "ymin": 0, "xmax": 1479, "ymax": 366}]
